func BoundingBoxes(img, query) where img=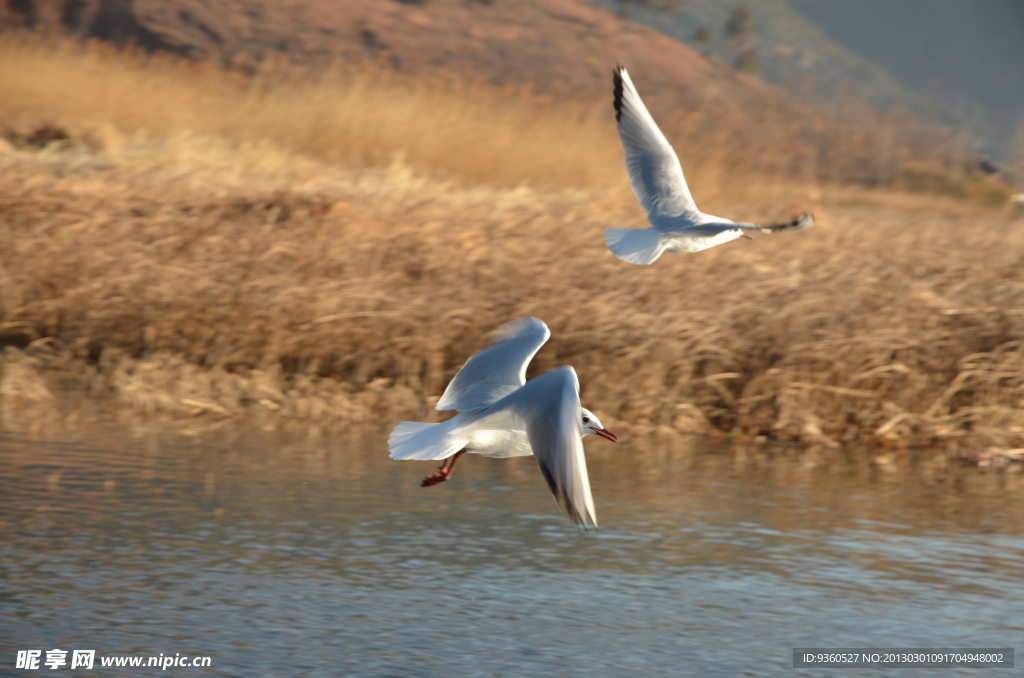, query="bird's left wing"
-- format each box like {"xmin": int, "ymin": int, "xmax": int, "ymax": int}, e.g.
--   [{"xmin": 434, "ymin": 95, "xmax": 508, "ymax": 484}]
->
[
  {"xmin": 436, "ymin": 317, "xmax": 551, "ymax": 413},
  {"xmin": 614, "ymin": 65, "xmax": 697, "ymax": 219},
  {"xmin": 484, "ymin": 366, "xmax": 598, "ymax": 528}
]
